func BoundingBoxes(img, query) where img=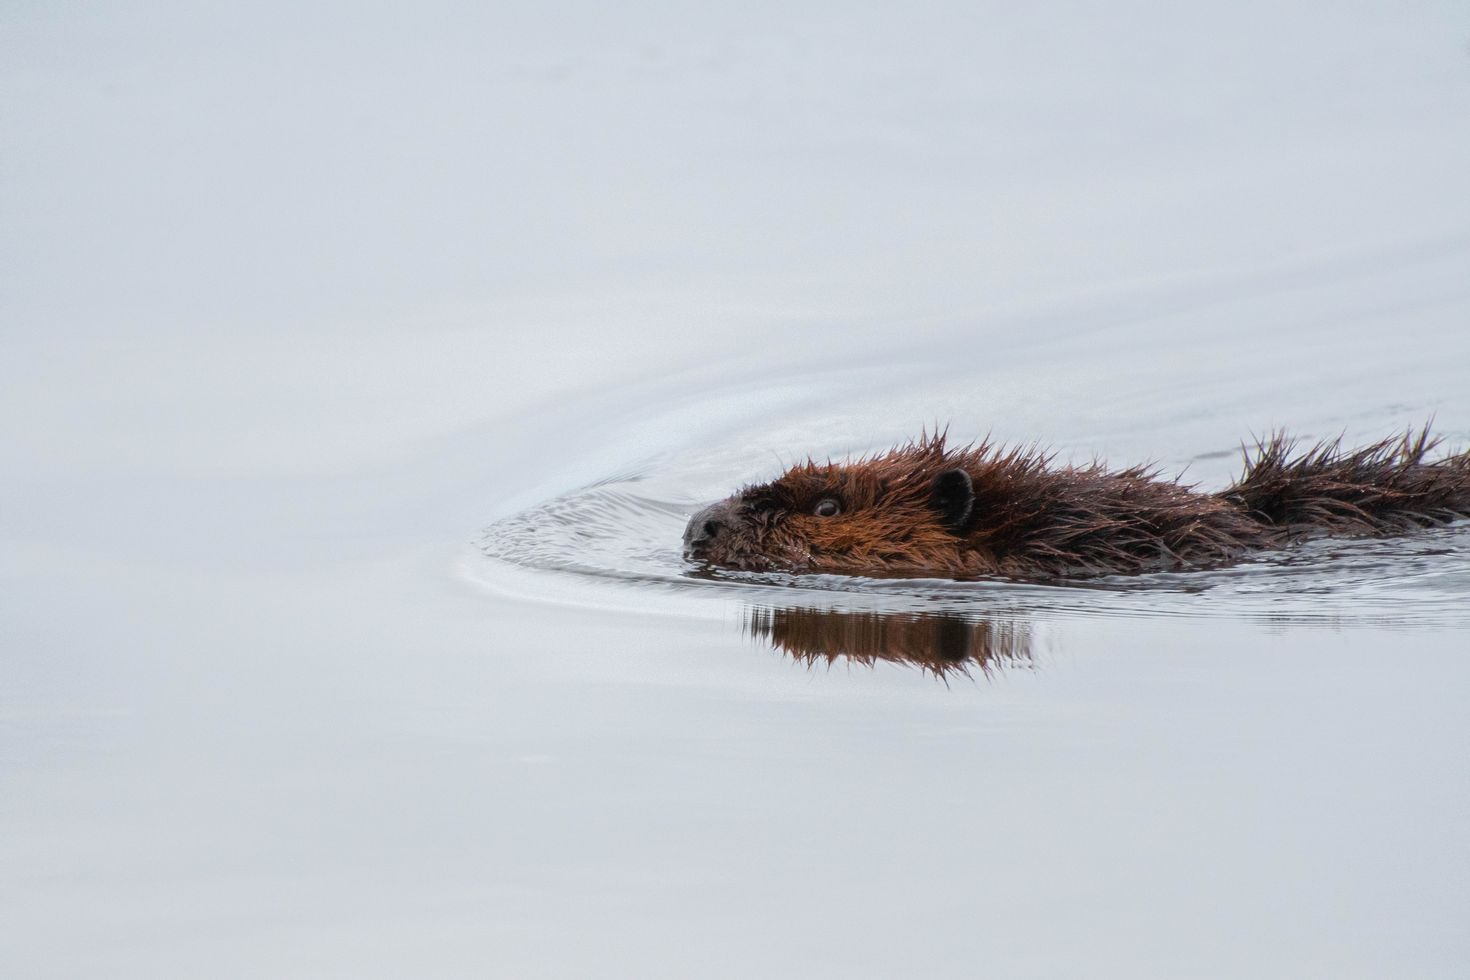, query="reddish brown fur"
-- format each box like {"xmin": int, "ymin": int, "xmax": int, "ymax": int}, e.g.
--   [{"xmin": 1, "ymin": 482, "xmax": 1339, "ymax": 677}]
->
[{"xmin": 684, "ymin": 426, "xmax": 1470, "ymax": 581}]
